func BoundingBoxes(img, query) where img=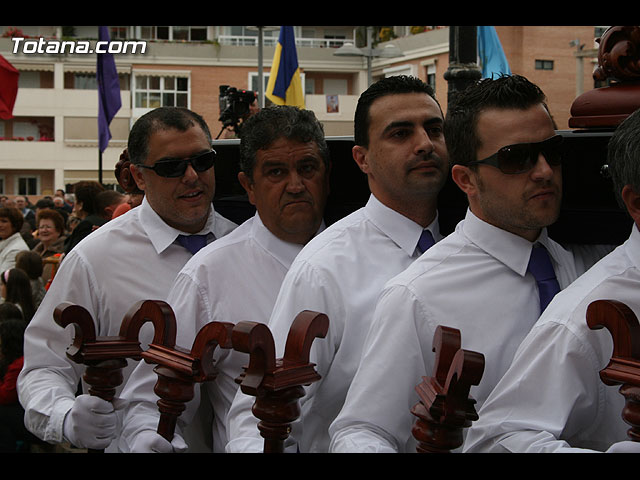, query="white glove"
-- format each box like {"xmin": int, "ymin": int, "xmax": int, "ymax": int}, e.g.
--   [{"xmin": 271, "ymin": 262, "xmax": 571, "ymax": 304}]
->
[
  {"xmin": 62, "ymin": 394, "xmax": 126, "ymax": 449},
  {"xmin": 129, "ymin": 429, "xmax": 188, "ymax": 453},
  {"xmin": 606, "ymin": 440, "xmax": 640, "ymax": 453}
]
